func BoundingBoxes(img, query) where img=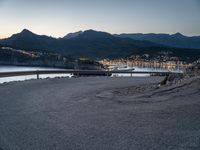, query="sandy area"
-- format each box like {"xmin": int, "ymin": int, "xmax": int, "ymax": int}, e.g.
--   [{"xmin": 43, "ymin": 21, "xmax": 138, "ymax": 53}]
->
[{"xmin": 0, "ymin": 76, "xmax": 200, "ymax": 150}]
